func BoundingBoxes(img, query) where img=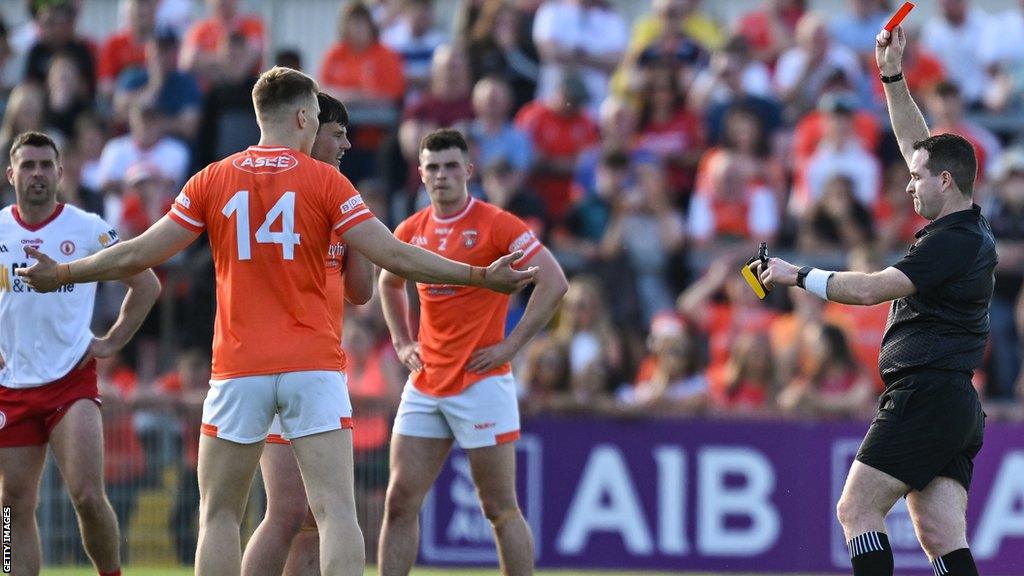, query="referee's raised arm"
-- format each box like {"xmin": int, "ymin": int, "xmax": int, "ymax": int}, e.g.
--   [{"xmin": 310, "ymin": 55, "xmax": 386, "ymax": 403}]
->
[{"xmin": 876, "ymin": 25, "xmax": 930, "ymax": 167}]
